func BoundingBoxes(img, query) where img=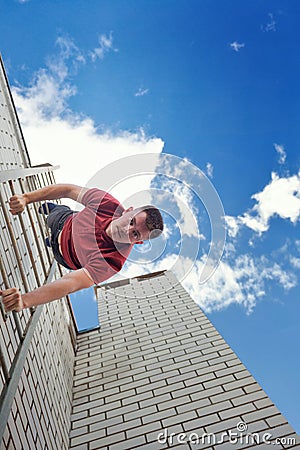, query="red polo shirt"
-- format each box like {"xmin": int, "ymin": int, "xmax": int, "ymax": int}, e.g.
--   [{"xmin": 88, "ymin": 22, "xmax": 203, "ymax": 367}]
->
[{"xmin": 60, "ymin": 188, "xmax": 132, "ymax": 284}]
